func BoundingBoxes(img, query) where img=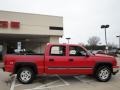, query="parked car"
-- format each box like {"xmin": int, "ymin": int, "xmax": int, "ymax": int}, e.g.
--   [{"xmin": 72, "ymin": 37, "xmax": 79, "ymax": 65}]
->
[
  {"xmin": 116, "ymin": 49, "xmax": 120, "ymax": 54},
  {"xmin": 3, "ymin": 43, "xmax": 119, "ymax": 84},
  {"xmin": 107, "ymin": 49, "xmax": 117, "ymax": 57},
  {"xmin": 95, "ymin": 50, "xmax": 105, "ymax": 54}
]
